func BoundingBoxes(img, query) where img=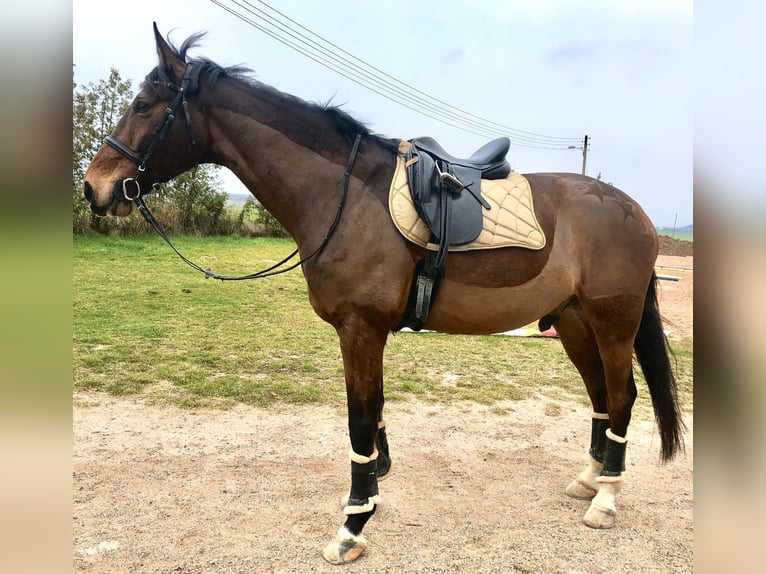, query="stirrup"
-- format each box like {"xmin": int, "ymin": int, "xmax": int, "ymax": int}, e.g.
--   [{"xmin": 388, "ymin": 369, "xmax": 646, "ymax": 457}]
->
[{"xmin": 436, "ymin": 161, "xmax": 464, "ymax": 193}]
